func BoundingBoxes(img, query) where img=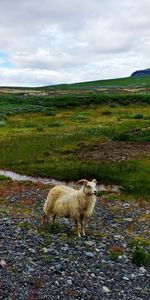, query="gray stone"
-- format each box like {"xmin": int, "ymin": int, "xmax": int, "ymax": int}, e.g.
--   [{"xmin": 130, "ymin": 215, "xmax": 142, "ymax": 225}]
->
[{"xmin": 85, "ymin": 252, "xmax": 95, "ymax": 258}]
